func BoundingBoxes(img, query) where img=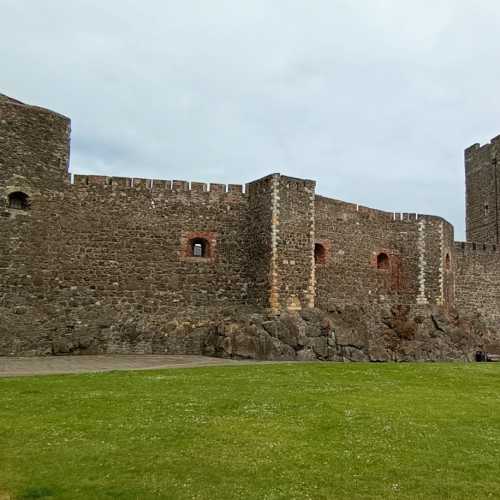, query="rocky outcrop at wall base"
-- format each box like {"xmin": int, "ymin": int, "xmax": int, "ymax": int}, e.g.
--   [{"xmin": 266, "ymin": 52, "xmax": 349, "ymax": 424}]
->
[
  {"xmin": 203, "ymin": 305, "xmax": 498, "ymax": 362},
  {"xmin": 1, "ymin": 298, "xmax": 497, "ymax": 361}
]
